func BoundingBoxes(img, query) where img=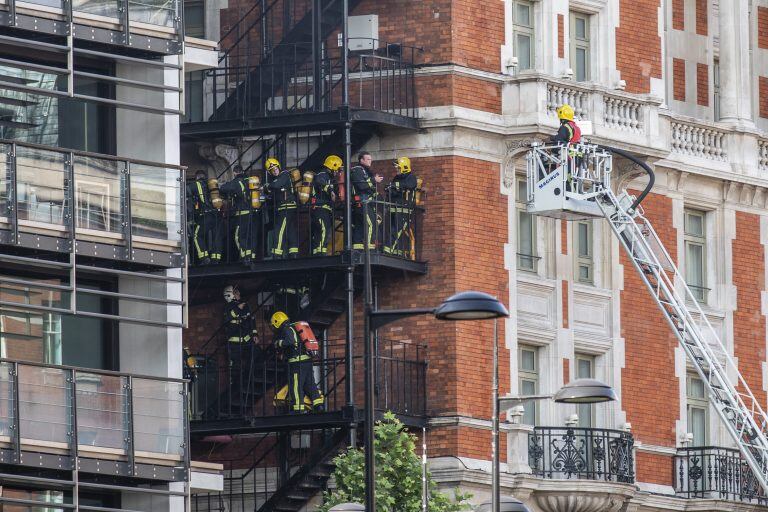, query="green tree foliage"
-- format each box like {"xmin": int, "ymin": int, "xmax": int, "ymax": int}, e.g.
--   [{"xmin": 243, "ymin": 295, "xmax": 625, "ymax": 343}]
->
[{"xmin": 319, "ymin": 412, "xmax": 472, "ymax": 512}]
